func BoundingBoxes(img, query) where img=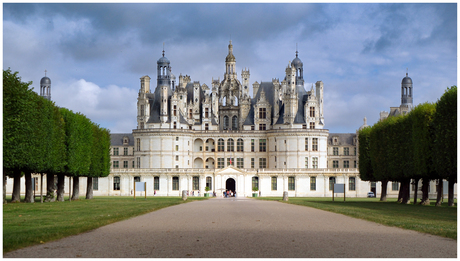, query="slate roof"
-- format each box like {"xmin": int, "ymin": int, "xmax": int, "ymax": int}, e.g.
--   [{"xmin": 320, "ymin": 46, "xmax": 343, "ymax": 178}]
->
[
  {"xmin": 327, "ymin": 133, "xmax": 356, "ymax": 146},
  {"xmin": 111, "ymin": 133, "xmax": 134, "ymax": 146}
]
